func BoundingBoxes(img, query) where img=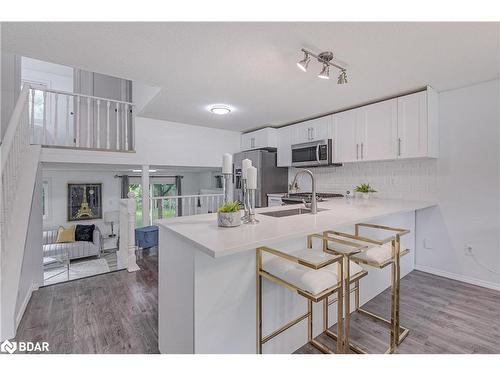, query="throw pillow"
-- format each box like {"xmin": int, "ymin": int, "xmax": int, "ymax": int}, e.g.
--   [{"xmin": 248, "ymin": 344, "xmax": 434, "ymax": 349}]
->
[
  {"xmin": 56, "ymin": 226, "xmax": 76, "ymax": 243},
  {"xmin": 75, "ymin": 224, "xmax": 95, "ymax": 242}
]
